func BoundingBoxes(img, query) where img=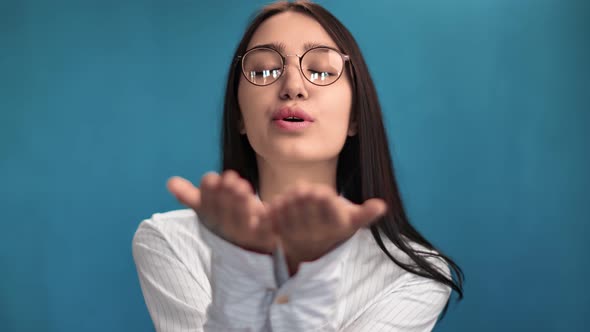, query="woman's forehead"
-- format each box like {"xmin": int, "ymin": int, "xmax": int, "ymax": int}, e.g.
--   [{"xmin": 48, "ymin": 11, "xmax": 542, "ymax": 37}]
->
[{"xmin": 247, "ymin": 11, "xmax": 338, "ymax": 53}]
